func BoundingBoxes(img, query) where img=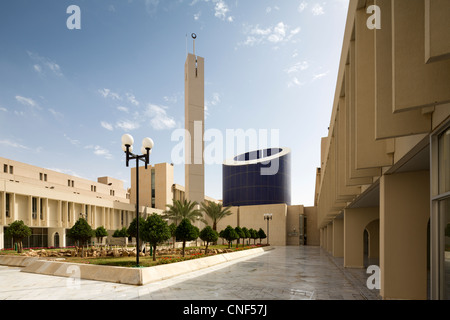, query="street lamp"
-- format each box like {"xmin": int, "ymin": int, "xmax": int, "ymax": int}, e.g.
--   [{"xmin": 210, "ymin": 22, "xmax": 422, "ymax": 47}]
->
[
  {"xmin": 263, "ymin": 213, "xmax": 272, "ymax": 245},
  {"xmin": 121, "ymin": 134, "xmax": 154, "ymax": 267}
]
